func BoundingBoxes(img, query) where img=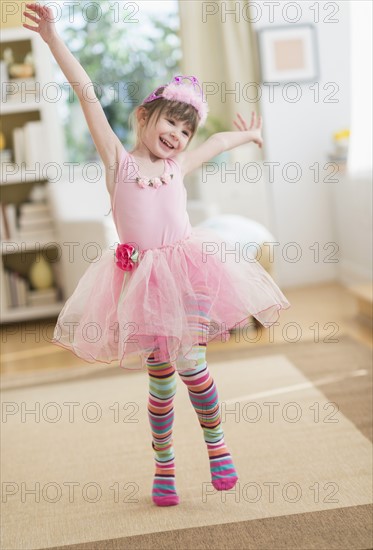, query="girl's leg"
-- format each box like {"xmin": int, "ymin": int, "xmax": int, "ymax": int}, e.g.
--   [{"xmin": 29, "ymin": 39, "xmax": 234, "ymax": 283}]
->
[
  {"xmin": 178, "ymin": 345, "xmax": 238, "ymax": 490},
  {"xmin": 146, "ymin": 349, "xmax": 179, "ymax": 506},
  {"xmin": 178, "ymin": 296, "xmax": 238, "ymax": 490}
]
